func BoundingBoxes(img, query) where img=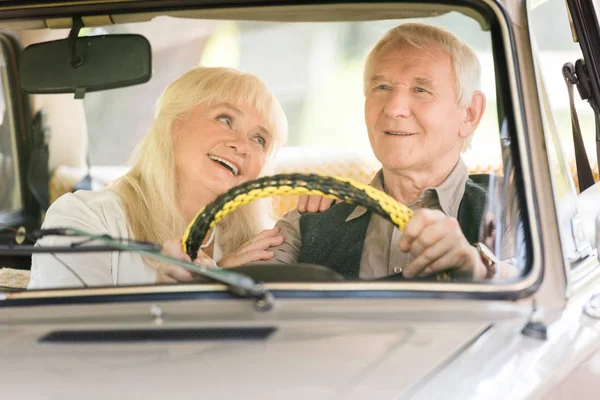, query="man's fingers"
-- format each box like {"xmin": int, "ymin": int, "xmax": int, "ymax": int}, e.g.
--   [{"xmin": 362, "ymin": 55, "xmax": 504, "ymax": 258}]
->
[
  {"xmin": 306, "ymin": 195, "xmax": 323, "ymax": 213},
  {"xmin": 297, "ymin": 195, "xmax": 333, "ymax": 213},
  {"xmin": 415, "ymin": 253, "xmax": 458, "ymax": 277},
  {"xmin": 400, "ymin": 210, "xmax": 458, "ymax": 252},
  {"xmin": 406, "ymin": 219, "xmax": 458, "ymax": 258},
  {"xmin": 297, "ymin": 195, "xmax": 309, "ymax": 212},
  {"xmin": 401, "ymin": 209, "xmax": 444, "ymax": 246},
  {"xmin": 403, "ymin": 239, "xmax": 454, "ymax": 278},
  {"xmin": 319, "ymin": 197, "xmax": 335, "ymax": 212},
  {"xmin": 403, "ymin": 235, "xmax": 475, "ymax": 279}
]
